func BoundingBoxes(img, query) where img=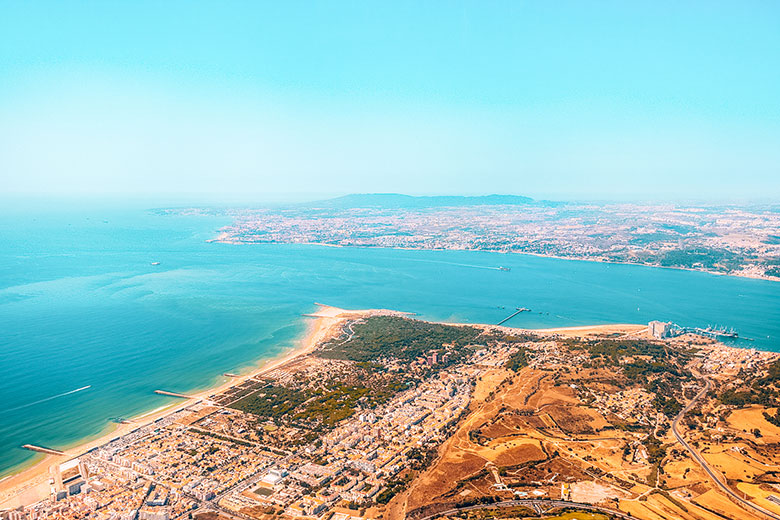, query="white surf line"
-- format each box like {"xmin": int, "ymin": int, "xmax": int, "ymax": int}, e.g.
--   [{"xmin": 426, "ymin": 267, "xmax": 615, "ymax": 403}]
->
[{"xmin": 5, "ymin": 385, "xmax": 92, "ymax": 413}]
